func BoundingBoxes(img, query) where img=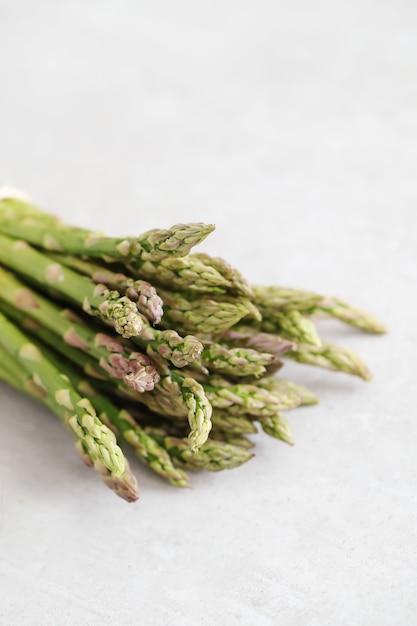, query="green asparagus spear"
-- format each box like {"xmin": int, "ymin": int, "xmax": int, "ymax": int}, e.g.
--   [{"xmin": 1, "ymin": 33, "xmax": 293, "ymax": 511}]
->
[
  {"xmin": 0, "ymin": 233, "xmax": 143, "ymax": 338},
  {"xmin": 0, "ymin": 197, "xmax": 214, "ymax": 262},
  {"xmin": 48, "ymin": 254, "xmax": 164, "ymax": 325},
  {"xmin": 145, "ymin": 429, "xmax": 254, "ymax": 471},
  {"xmin": 0, "ymin": 310, "xmax": 126, "ymax": 476},
  {"xmin": 285, "ymin": 342, "xmax": 372, "ymax": 380},
  {"xmin": 253, "ymin": 285, "xmax": 387, "ymax": 334}
]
